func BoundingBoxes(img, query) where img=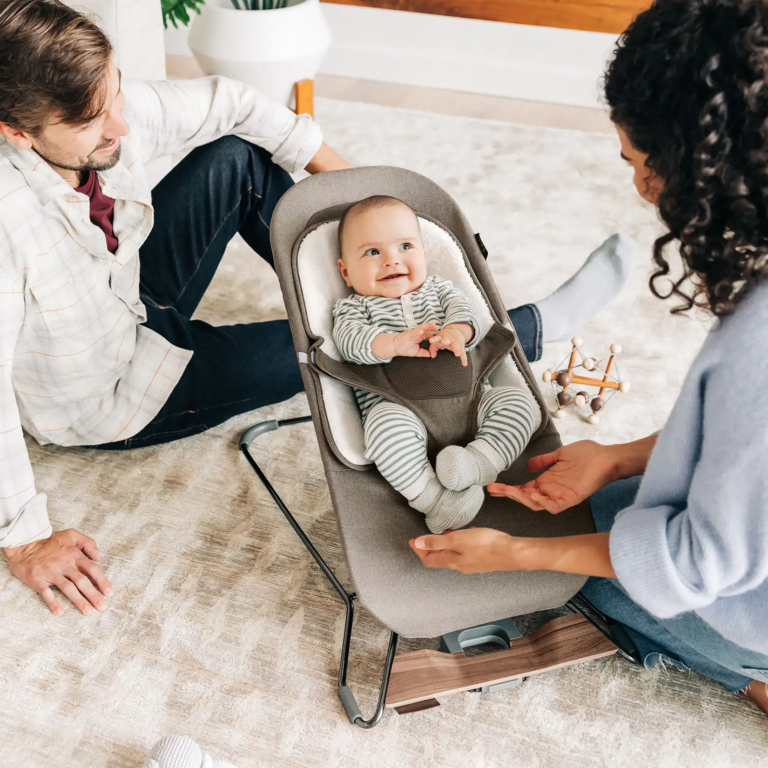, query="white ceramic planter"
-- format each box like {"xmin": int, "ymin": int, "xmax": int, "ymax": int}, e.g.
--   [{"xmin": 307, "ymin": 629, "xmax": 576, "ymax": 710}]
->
[{"xmin": 188, "ymin": 0, "xmax": 332, "ymax": 109}]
